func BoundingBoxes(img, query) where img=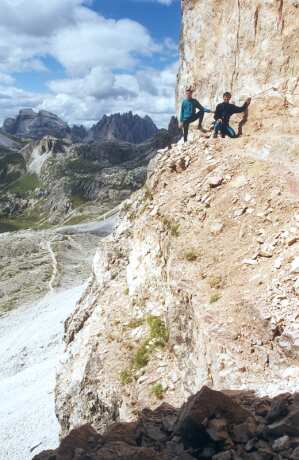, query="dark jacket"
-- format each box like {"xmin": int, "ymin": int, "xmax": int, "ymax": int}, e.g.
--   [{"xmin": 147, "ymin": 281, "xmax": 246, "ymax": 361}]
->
[{"xmin": 214, "ymin": 102, "xmax": 247, "ymax": 126}]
